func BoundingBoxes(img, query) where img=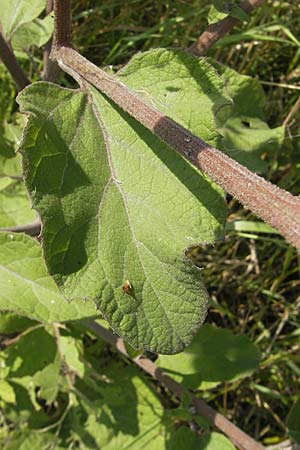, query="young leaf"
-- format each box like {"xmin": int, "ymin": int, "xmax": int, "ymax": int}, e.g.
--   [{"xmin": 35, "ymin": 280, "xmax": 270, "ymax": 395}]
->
[
  {"xmin": 156, "ymin": 324, "xmax": 261, "ymax": 389},
  {"xmin": 208, "ymin": 0, "xmax": 249, "ymax": 25},
  {"xmin": 210, "ymin": 60, "xmax": 285, "ymax": 173},
  {"xmin": 0, "ymin": 0, "xmax": 47, "ymax": 40},
  {"xmin": 0, "ymin": 379, "xmax": 16, "ymax": 404},
  {"xmin": 4, "ymin": 327, "xmax": 60, "ymax": 405},
  {"xmin": 11, "ymin": 15, "xmax": 54, "ymax": 56},
  {"xmin": 59, "ymin": 334, "xmax": 85, "ymax": 378},
  {"xmin": 0, "ymin": 232, "xmax": 98, "ymax": 322},
  {"xmin": 18, "ymin": 49, "xmax": 229, "ymax": 354}
]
